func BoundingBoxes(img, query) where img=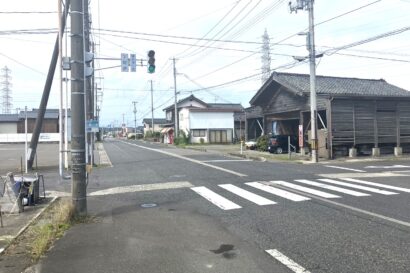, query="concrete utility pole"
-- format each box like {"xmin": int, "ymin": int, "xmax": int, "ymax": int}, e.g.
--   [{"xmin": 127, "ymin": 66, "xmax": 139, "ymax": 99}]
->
[
  {"xmin": 58, "ymin": 0, "xmax": 64, "ymax": 177},
  {"xmin": 172, "ymin": 58, "xmax": 178, "ymax": 139},
  {"xmin": 290, "ymin": 0, "xmax": 318, "ymax": 163},
  {"xmin": 132, "ymin": 101, "xmax": 137, "ymax": 139},
  {"xmin": 150, "ymin": 80, "xmax": 154, "ymax": 134},
  {"xmin": 71, "ymin": 0, "xmax": 87, "ymax": 215}
]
